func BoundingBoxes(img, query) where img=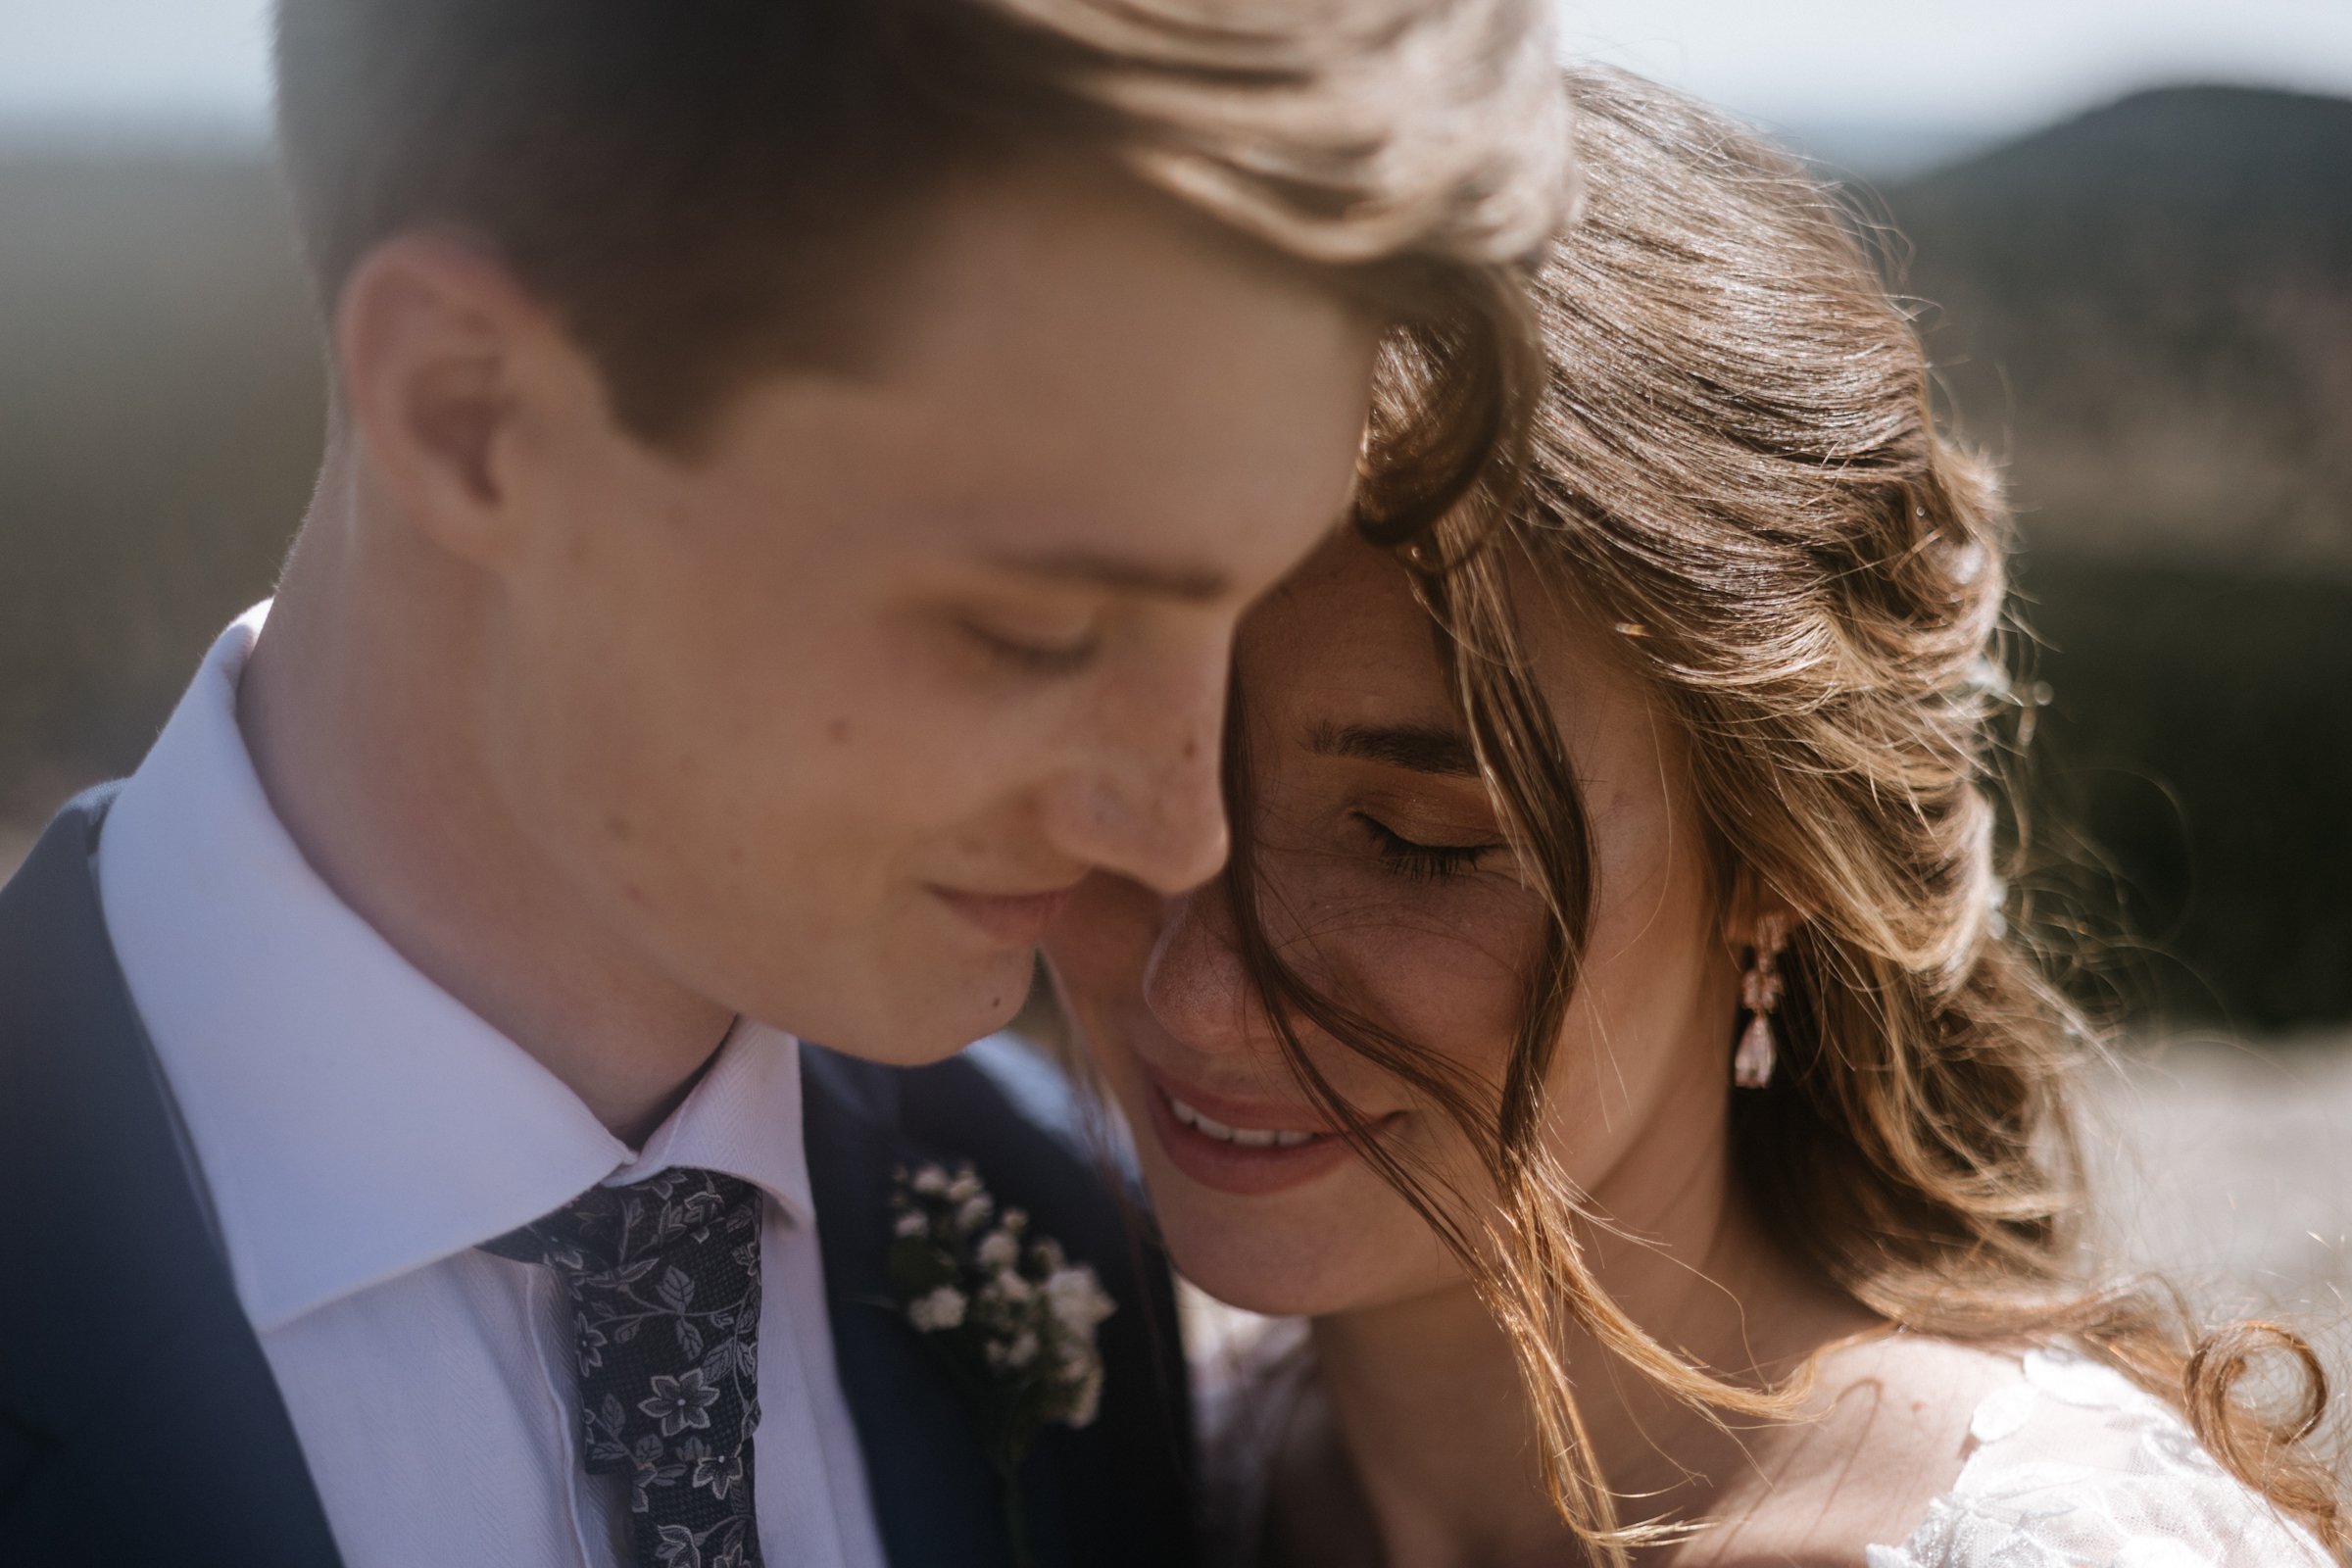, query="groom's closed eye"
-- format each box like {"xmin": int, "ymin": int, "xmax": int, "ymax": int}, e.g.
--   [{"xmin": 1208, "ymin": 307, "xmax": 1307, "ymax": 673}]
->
[
  {"xmin": 937, "ymin": 548, "xmax": 1242, "ymax": 680},
  {"xmin": 956, "ymin": 613, "xmax": 1105, "ymax": 675}
]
